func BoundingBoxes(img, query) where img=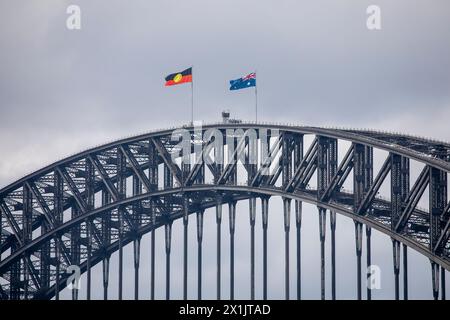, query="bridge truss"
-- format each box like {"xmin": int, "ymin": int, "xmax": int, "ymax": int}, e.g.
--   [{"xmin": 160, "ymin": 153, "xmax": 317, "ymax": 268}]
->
[{"xmin": 0, "ymin": 123, "xmax": 449, "ymax": 300}]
